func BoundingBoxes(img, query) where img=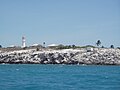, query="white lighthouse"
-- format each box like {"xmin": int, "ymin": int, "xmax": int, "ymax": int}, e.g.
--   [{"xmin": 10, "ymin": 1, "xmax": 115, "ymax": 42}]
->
[{"xmin": 22, "ymin": 36, "xmax": 26, "ymax": 48}]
